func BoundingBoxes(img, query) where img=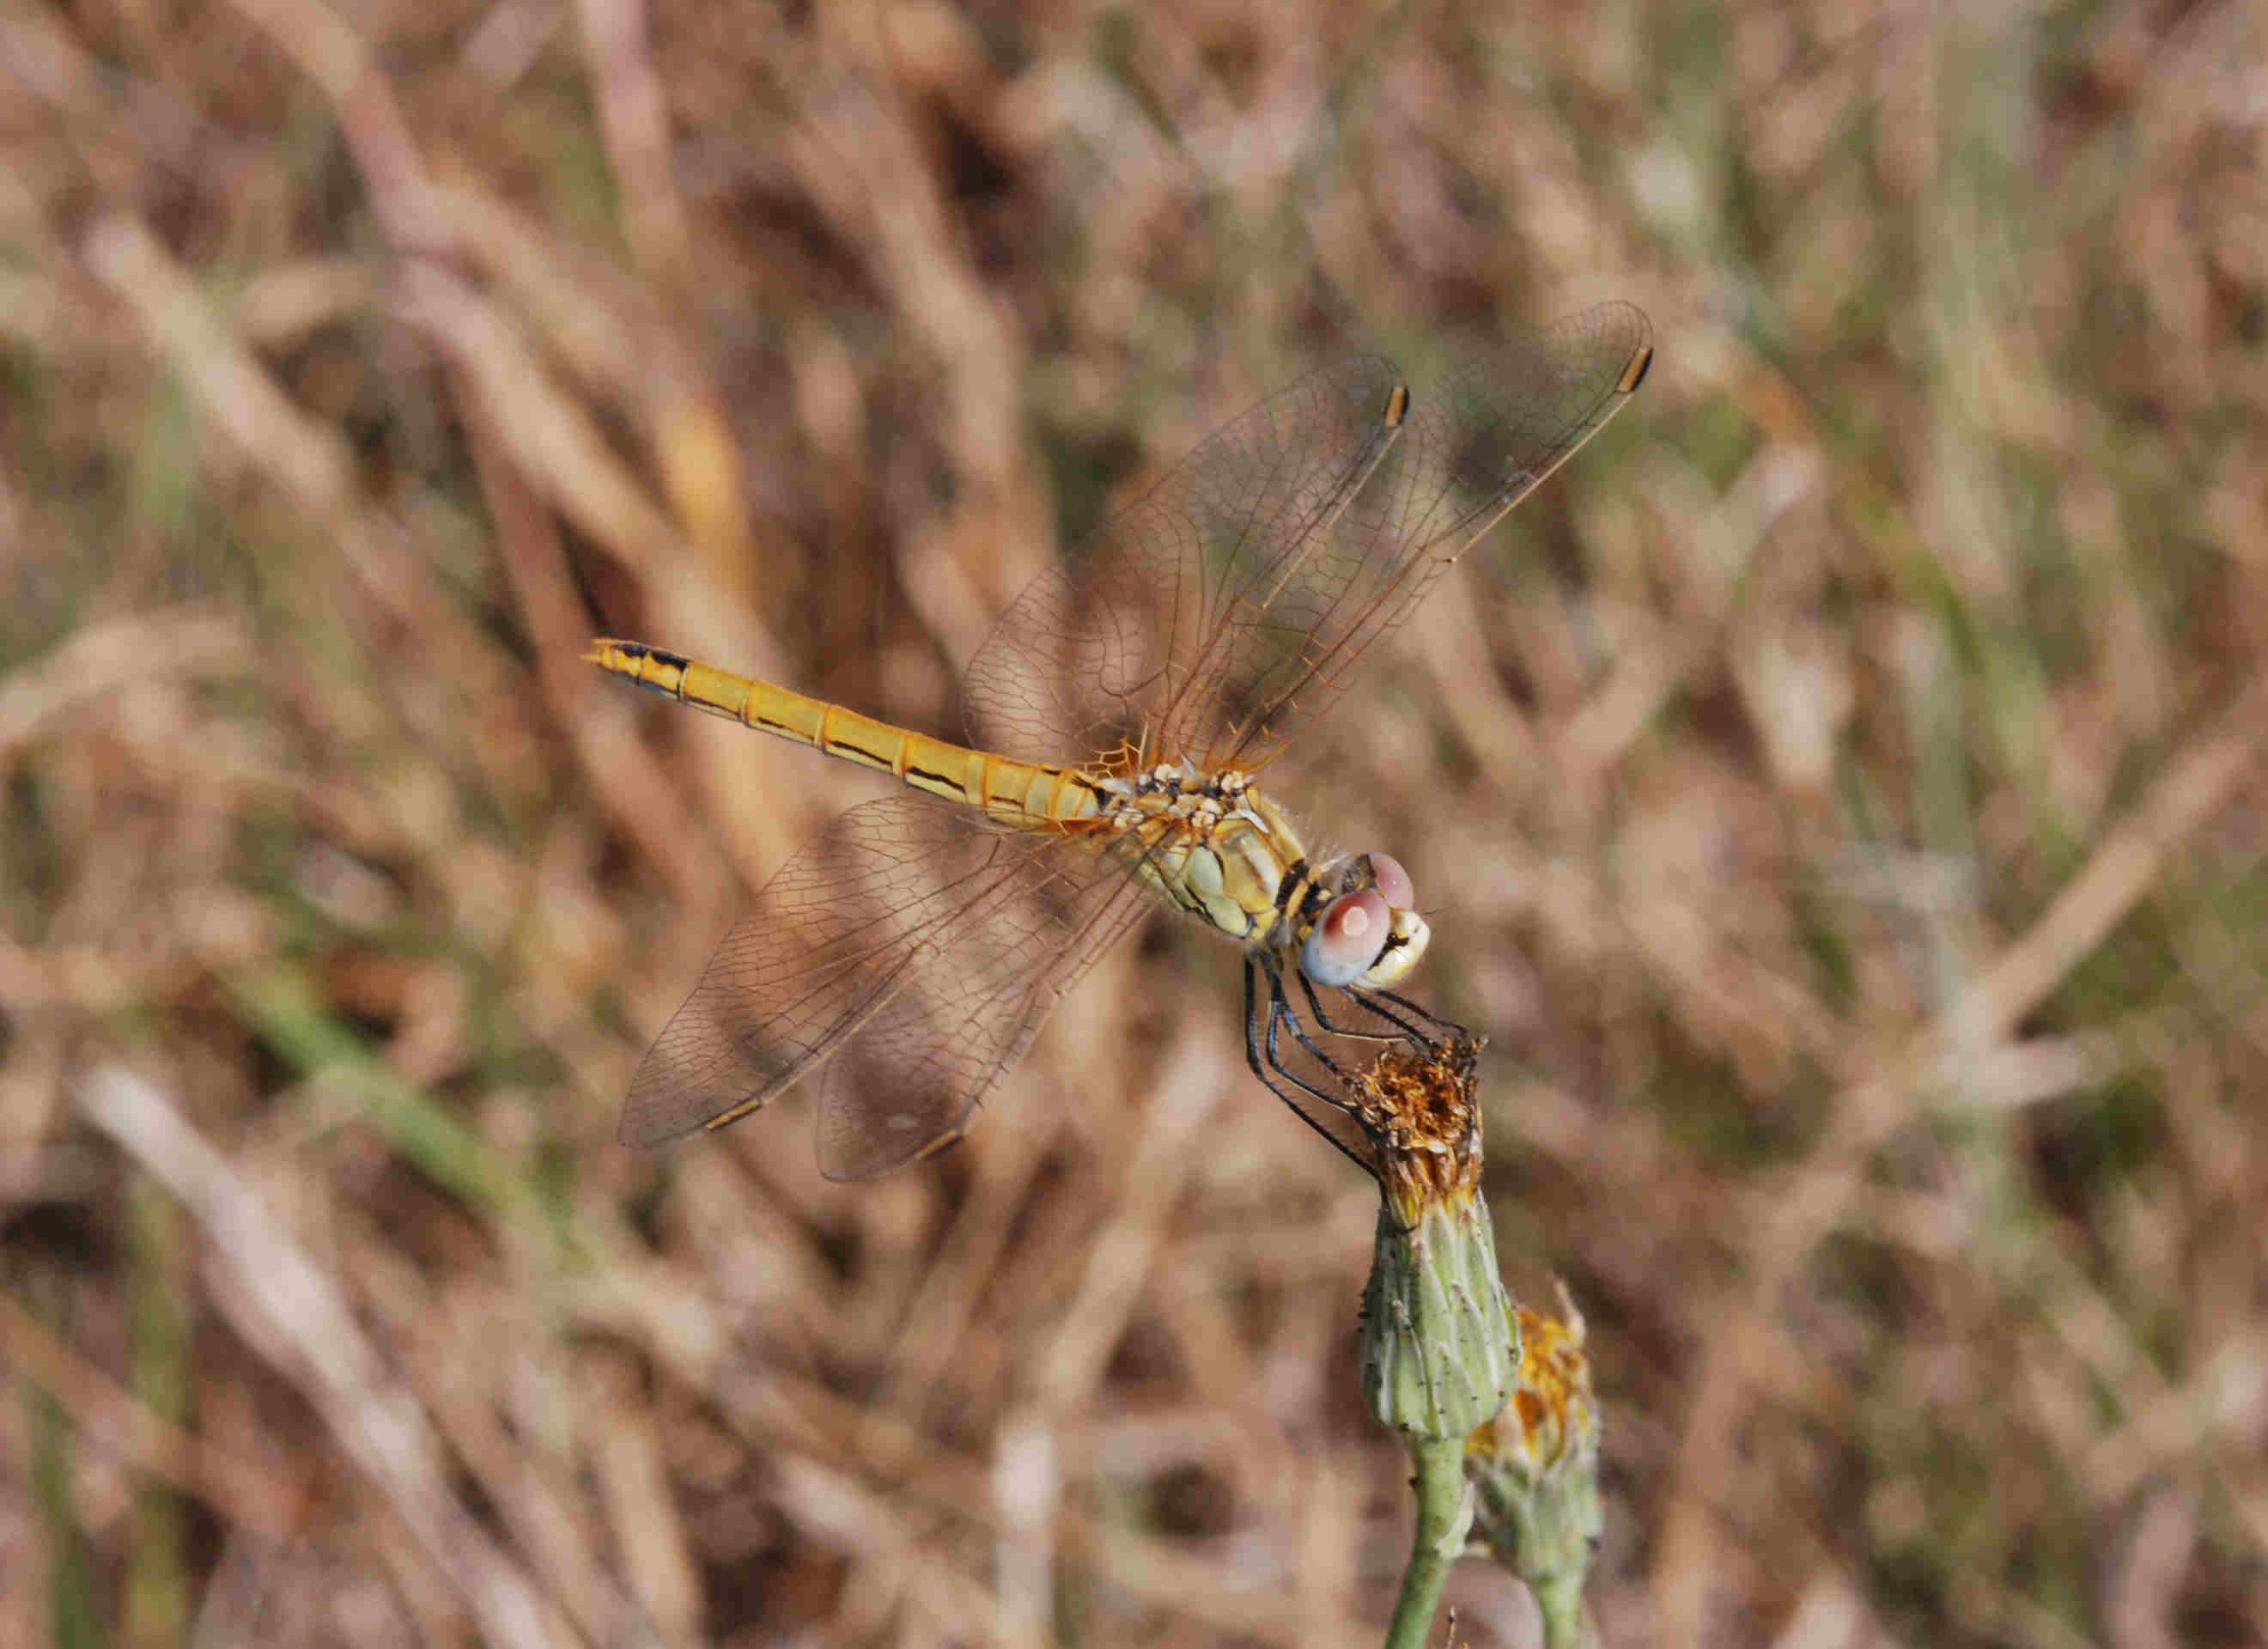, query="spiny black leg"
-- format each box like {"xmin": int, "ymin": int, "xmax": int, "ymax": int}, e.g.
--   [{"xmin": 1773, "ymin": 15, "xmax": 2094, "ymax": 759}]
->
[
  {"xmin": 1261, "ymin": 993, "xmax": 1360, "ymax": 1134},
  {"xmin": 1242, "ymin": 950, "xmax": 1270, "ymax": 1086},
  {"xmin": 1353, "ymin": 984, "xmax": 1463, "ymax": 1045},
  {"xmin": 1368, "ymin": 985, "xmax": 1455, "ymax": 1029},
  {"xmin": 1268, "ymin": 962, "xmax": 1352, "ymax": 1079},
  {"xmin": 1296, "ymin": 970, "xmax": 1418, "ymax": 1044},
  {"xmin": 1357, "ymin": 989, "xmax": 1445, "ymax": 1044},
  {"xmin": 1292, "ymin": 968, "xmax": 1449, "ymax": 1047},
  {"xmin": 1243, "ymin": 956, "xmax": 1371, "ymax": 1174},
  {"xmin": 1261, "ymin": 958, "xmax": 1382, "ymax": 1117},
  {"xmin": 1260, "ymin": 960, "xmax": 1346, "ymax": 1090}
]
